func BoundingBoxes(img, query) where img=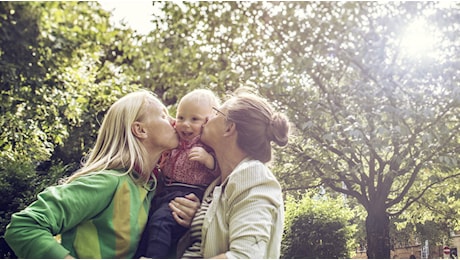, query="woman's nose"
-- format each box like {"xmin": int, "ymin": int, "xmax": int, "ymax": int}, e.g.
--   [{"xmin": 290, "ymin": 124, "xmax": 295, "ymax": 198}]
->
[
  {"xmin": 201, "ymin": 117, "xmax": 209, "ymax": 128},
  {"xmin": 169, "ymin": 117, "xmax": 176, "ymax": 127}
]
